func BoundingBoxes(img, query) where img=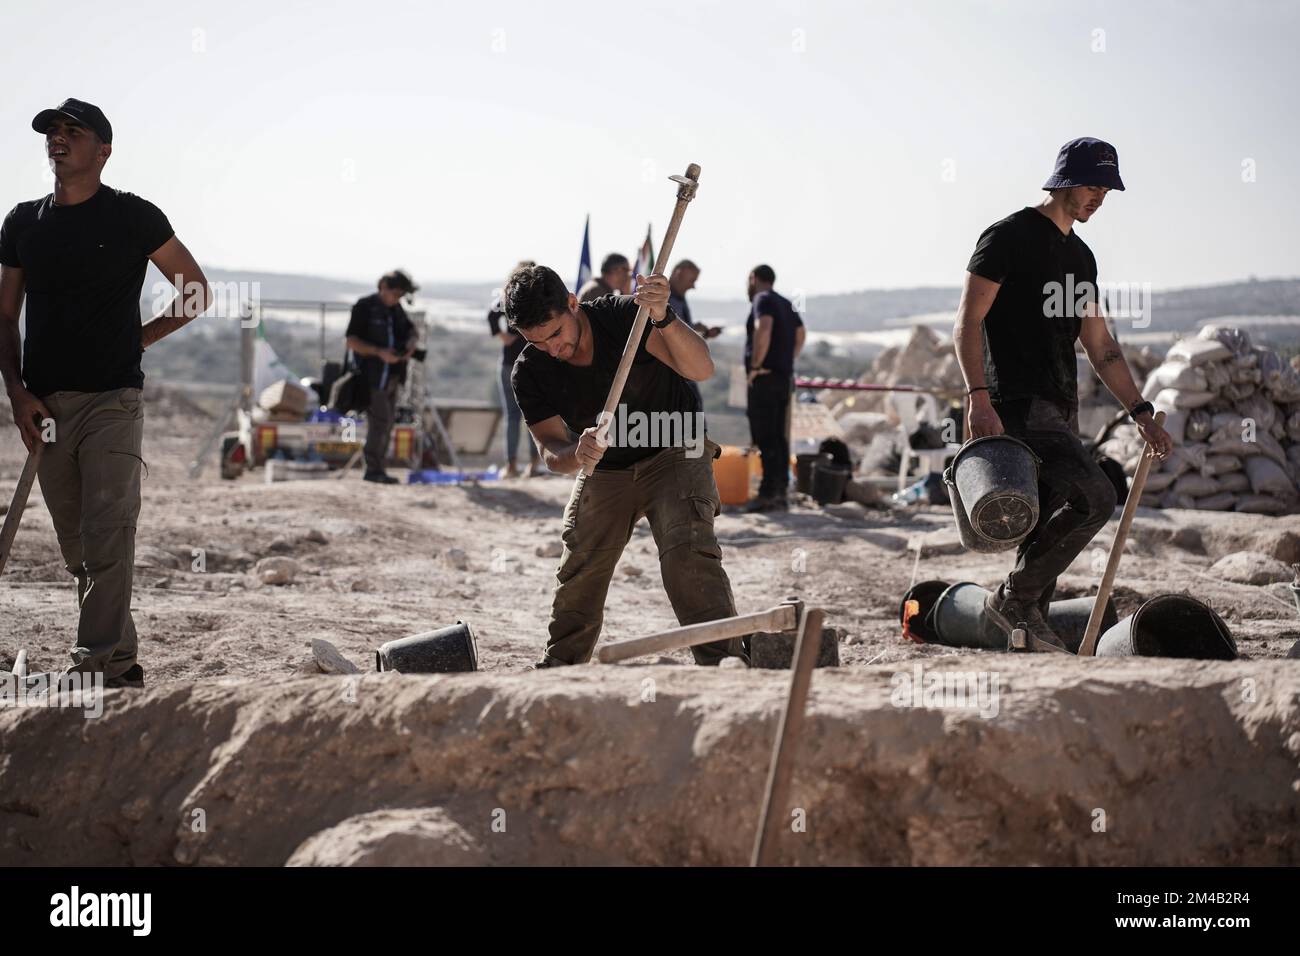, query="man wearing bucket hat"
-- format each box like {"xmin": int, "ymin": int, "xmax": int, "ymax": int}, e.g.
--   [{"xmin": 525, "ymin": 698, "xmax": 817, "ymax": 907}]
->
[
  {"xmin": 952, "ymin": 137, "xmax": 1171, "ymax": 653},
  {"xmin": 0, "ymin": 98, "xmax": 211, "ymax": 687}
]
